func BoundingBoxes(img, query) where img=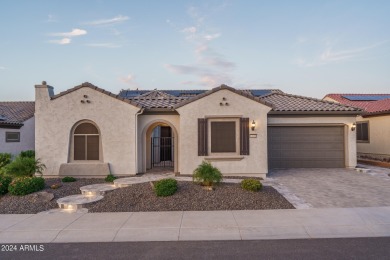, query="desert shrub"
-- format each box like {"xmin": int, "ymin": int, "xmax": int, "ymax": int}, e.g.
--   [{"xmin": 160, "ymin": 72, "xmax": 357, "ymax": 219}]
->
[
  {"xmin": 193, "ymin": 161, "xmax": 223, "ymax": 187},
  {"xmin": 0, "ymin": 153, "xmax": 12, "ymax": 169},
  {"xmin": 62, "ymin": 176, "xmax": 77, "ymax": 182},
  {"xmin": 105, "ymin": 173, "xmax": 117, "ymax": 182},
  {"xmin": 241, "ymin": 179, "xmax": 262, "ymax": 192},
  {"xmin": 8, "ymin": 177, "xmax": 45, "ymax": 196},
  {"xmin": 19, "ymin": 150, "xmax": 35, "ymax": 158},
  {"xmin": 0, "ymin": 174, "xmax": 12, "ymax": 195},
  {"xmin": 154, "ymin": 178, "xmax": 178, "ymax": 197},
  {"xmin": 3, "ymin": 156, "xmax": 46, "ymax": 177}
]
